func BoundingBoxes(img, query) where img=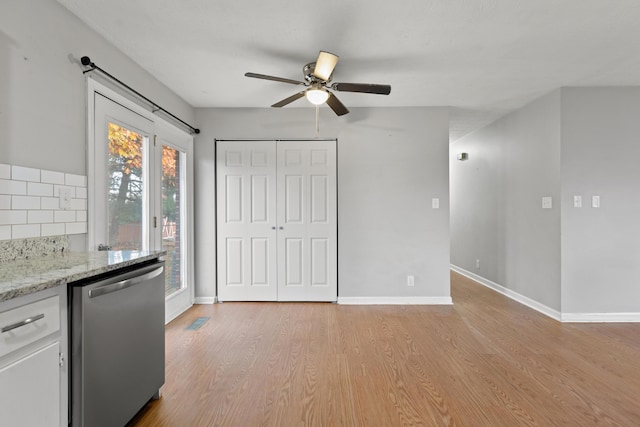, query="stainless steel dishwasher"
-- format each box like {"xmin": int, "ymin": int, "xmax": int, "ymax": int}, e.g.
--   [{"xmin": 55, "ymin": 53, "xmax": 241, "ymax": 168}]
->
[{"xmin": 69, "ymin": 261, "xmax": 165, "ymax": 427}]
